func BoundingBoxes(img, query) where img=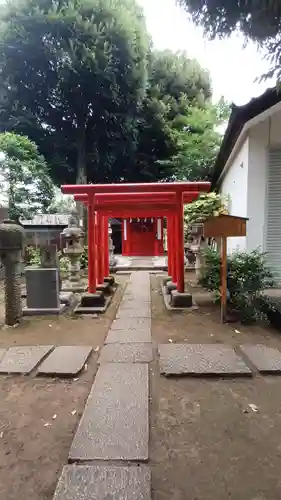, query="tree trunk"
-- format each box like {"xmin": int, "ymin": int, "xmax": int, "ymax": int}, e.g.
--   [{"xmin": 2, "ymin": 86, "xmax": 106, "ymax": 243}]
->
[{"xmin": 76, "ymin": 119, "xmax": 87, "ymax": 239}]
